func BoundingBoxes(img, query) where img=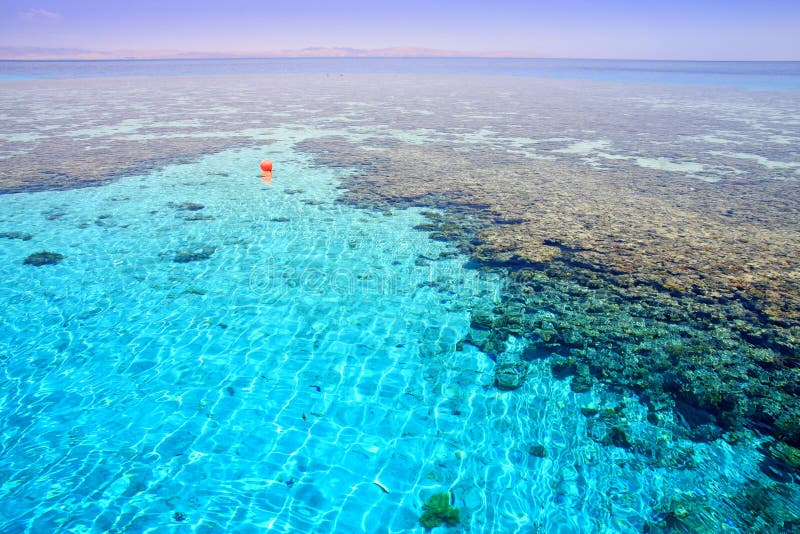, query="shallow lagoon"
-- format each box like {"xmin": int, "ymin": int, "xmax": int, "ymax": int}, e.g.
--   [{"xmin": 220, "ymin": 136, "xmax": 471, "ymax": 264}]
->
[{"xmin": 0, "ymin": 144, "xmax": 497, "ymax": 531}]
